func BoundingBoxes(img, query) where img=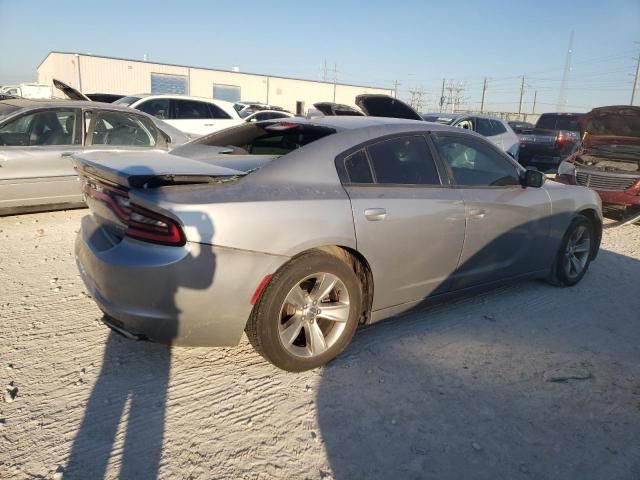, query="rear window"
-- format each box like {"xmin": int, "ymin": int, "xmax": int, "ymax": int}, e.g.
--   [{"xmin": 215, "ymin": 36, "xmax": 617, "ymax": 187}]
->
[
  {"xmin": 192, "ymin": 122, "xmax": 335, "ymax": 155},
  {"xmin": 536, "ymin": 114, "xmax": 580, "ymax": 131},
  {"xmin": 0, "ymin": 104, "xmax": 20, "ymax": 122}
]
